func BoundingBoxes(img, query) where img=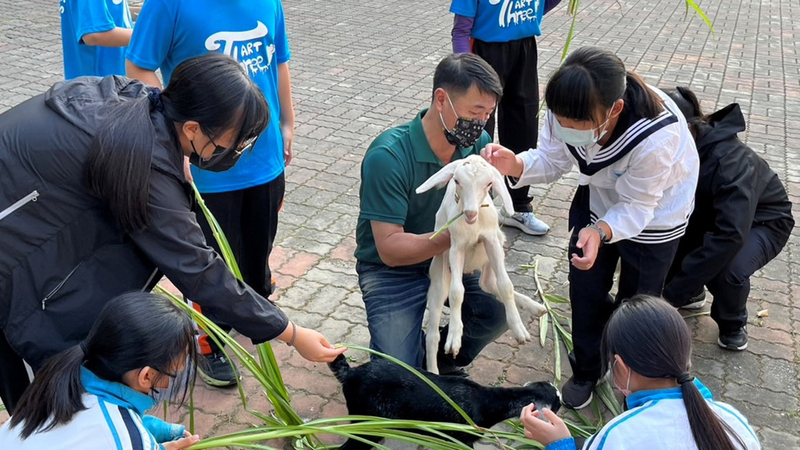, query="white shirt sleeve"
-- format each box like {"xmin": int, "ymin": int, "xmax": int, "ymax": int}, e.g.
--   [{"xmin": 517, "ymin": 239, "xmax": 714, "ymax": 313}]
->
[
  {"xmin": 510, "ymin": 112, "xmax": 574, "ymax": 188},
  {"xmin": 600, "ymin": 132, "xmax": 679, "ymax": 243}
]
